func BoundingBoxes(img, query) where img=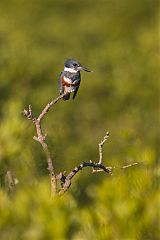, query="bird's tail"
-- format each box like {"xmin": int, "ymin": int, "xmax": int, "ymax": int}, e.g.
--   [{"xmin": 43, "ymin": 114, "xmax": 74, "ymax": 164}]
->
[{"xmin": 63, "ymin": 93, "xmax": 70, "ymax": 100}]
